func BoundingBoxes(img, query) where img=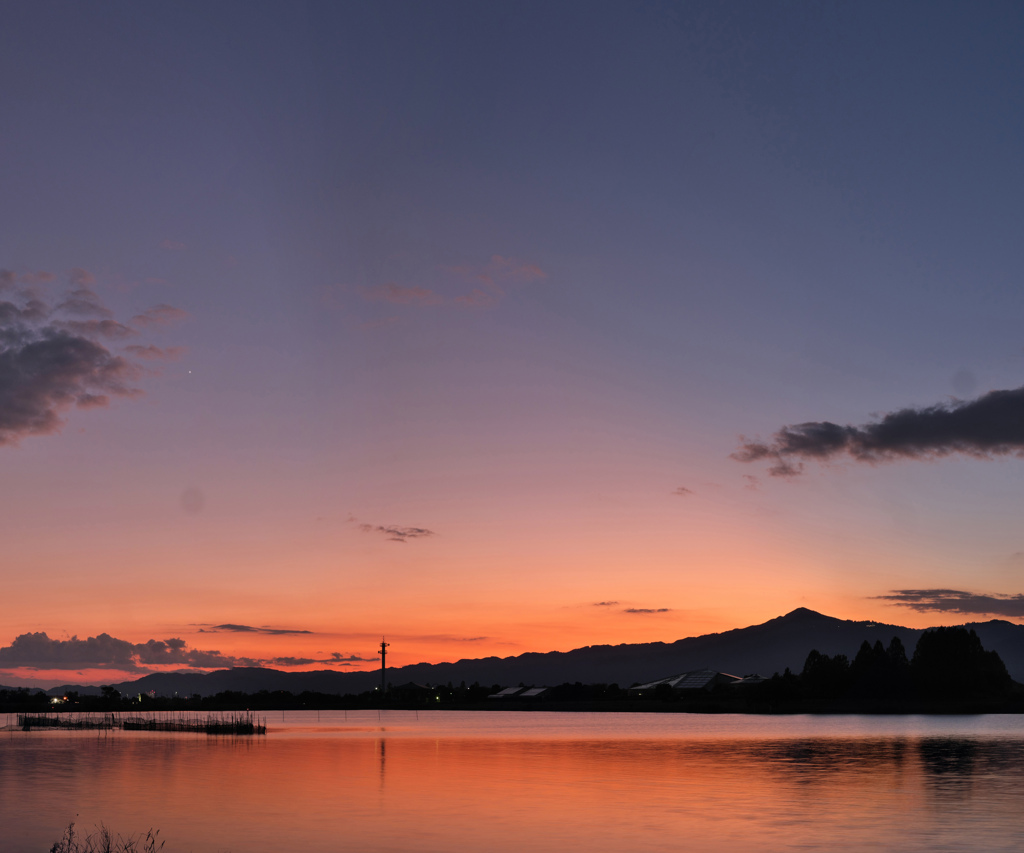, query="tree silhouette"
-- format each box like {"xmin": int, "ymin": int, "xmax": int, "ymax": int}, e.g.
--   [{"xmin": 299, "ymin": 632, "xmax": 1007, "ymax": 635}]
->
[
  {"xmin": 911, "ymin": 626, "xmax": 1011, "ymax": 699},
  {"xmin": 801, "ymin": 649, "xmax": 850, "ymax": 699}
]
